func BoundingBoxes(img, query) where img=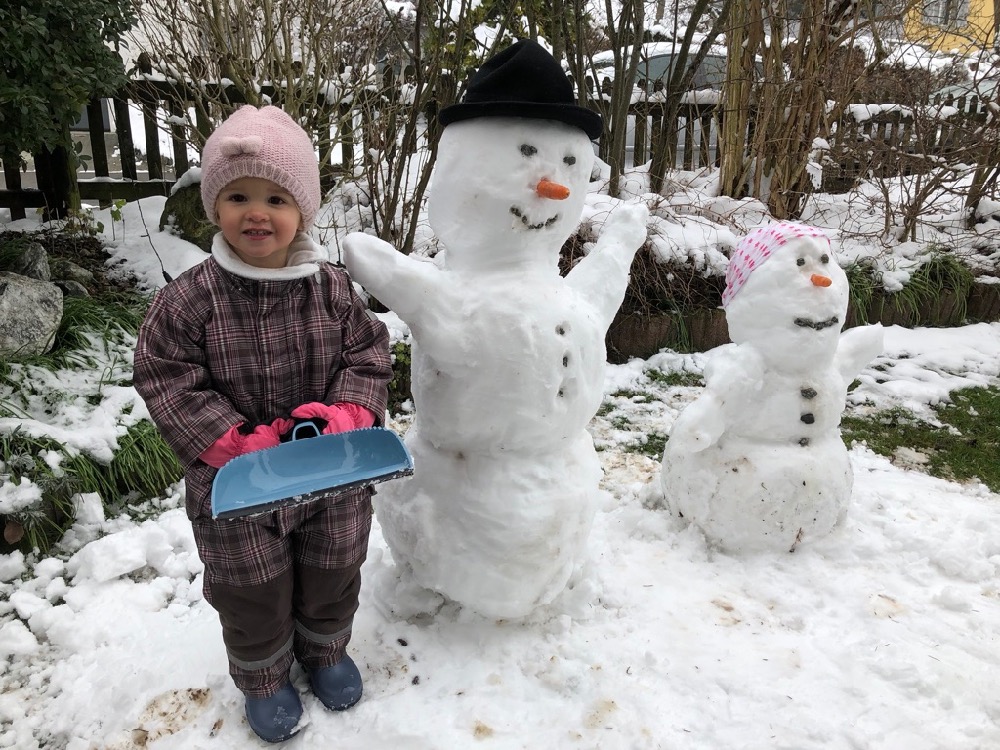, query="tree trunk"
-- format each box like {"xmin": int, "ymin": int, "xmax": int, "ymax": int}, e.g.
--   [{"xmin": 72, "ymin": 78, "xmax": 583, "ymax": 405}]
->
[
  {"xmin": 737, "ymin": 0, "xmax": 857, "ymax": 220},
  {"xmin": 599, "ymin": 0, "xmax": 644, "ymax": 197},
  {"xmin": 550, "ymin": 0, "xmax": 566, "ymax": 61},
  {"xmin": 718, "ymin": 1, "xmax": 757, "ymax": 197},
  {"xmin": 35, "ymin": 127, "xmax": 79, "ymax": 221},
  {"xmin": 647, "ymin": 0, "xmax": 731, "ymax": 193},
  {"xmin": 964, "ymin": 139, "xmax": 1000, "ymax": 229},
  {"xmin": 525, "ymin": 1, "xmax": 538, "ymax": 40}
]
